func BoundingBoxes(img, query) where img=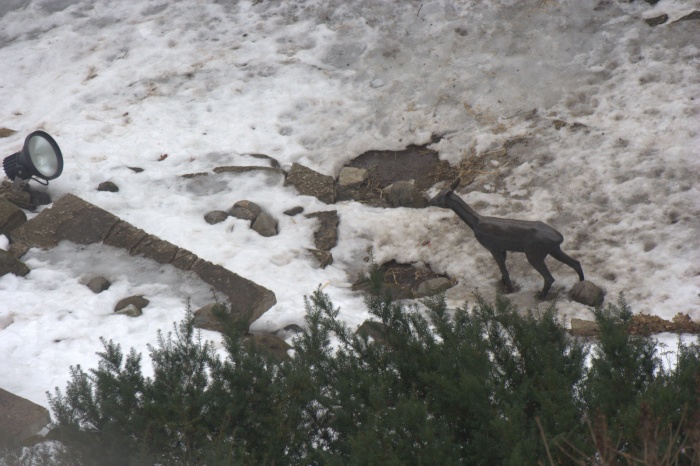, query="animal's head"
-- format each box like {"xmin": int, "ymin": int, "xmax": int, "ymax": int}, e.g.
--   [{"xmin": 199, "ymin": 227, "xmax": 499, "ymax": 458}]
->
[{"xmin": 428, "ymin": 178, "xmax": 460, "ymax": 208}]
